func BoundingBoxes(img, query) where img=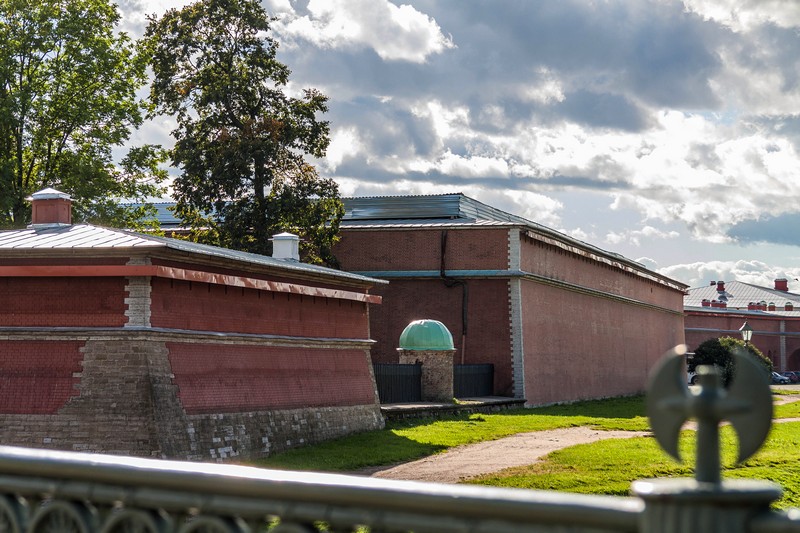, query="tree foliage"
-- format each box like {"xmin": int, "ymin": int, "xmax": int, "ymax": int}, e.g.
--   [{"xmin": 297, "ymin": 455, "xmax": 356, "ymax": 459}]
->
[
  {"xmin": 0, "ymin": 0, "xmax": 166, "ymax": 229},
  {"xmin": 145, "ymin": 0, "xmax": 343, "ymax": 265},
  {"xmin": 691, "ymin": 336, "xmax": 772, "ymax": 386}
]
